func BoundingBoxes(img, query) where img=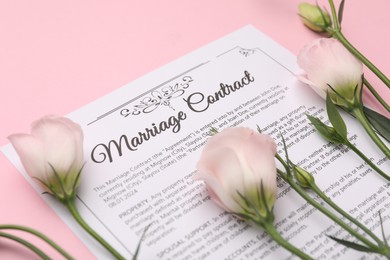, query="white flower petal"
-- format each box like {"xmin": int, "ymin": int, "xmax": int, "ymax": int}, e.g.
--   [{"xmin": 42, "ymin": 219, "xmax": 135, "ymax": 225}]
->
[
  {"xmin": 195, "ymin": 127, "xmax": 277, "ymax": 215},
  {"xmin": 297, "ymin": 38, "xmax": 363, "ymax": 102},
  {"xmin": 8, "ymin": 134, "xmax": 47, "ymax": 182},
  {"xmin": 9, "ymin": 115, "xmax": 84, "ymax": 195}
]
